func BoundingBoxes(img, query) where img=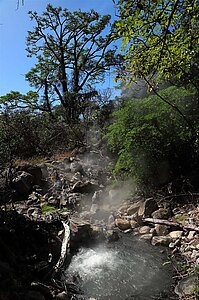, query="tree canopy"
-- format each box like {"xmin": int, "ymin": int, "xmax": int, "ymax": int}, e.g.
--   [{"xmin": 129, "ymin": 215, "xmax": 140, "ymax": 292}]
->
[
  {"xmin": 114, "ymin": 0, "xmax": 199, "ymax": 91},
  {"xmin": 25, "ymin": 4, "xmax": 120, "ymax": 122},
  {"xmin": 1, "ymin": 5, "xmax": 121, "ymax": 122}
]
